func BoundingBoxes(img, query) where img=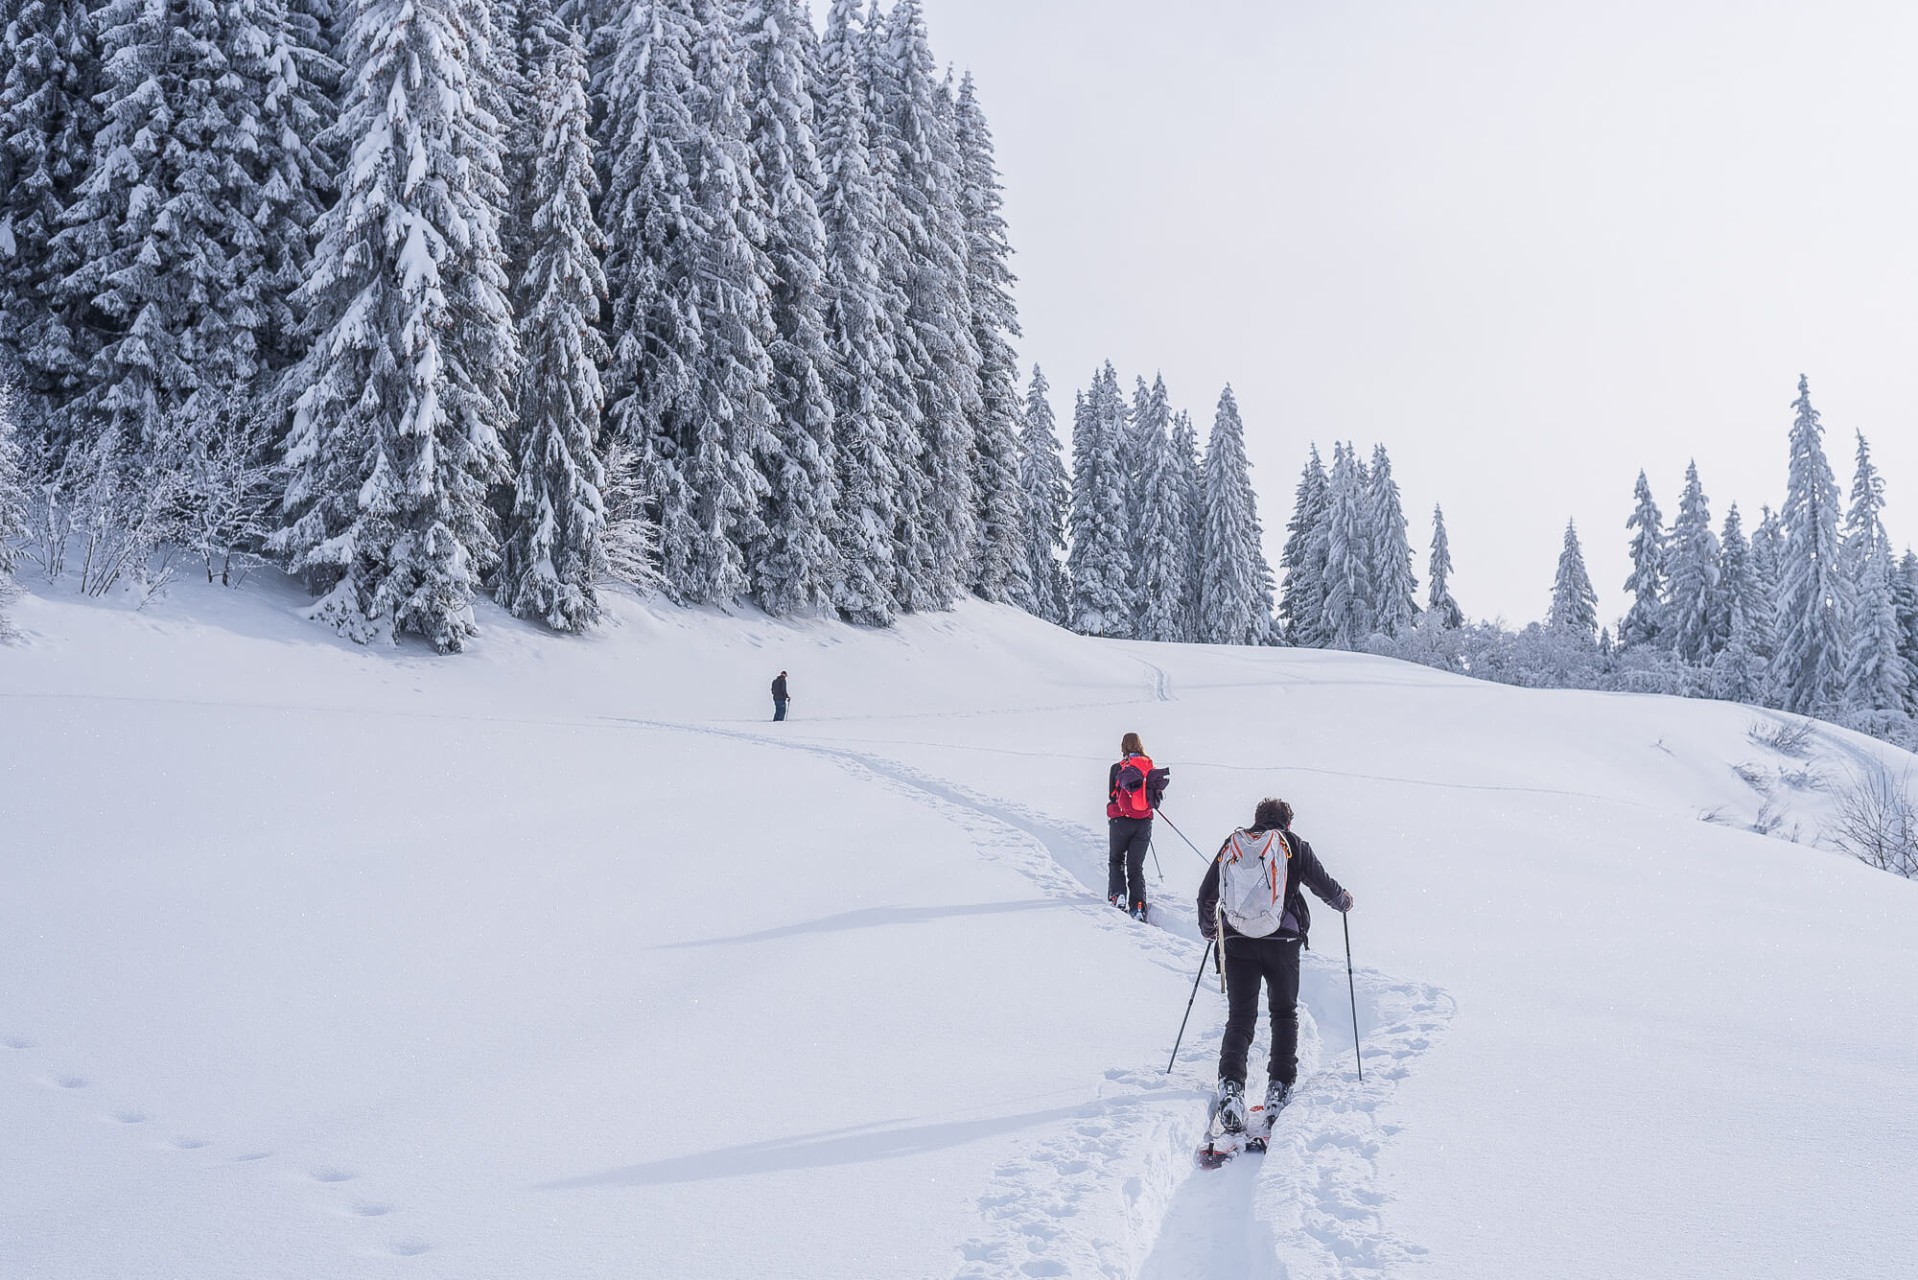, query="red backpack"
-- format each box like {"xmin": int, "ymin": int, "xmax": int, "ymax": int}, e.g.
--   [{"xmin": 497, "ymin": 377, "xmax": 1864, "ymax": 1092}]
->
[{"xmin": 1108, "ymin": 754, "xmax": 1158, "ymax": 820}]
